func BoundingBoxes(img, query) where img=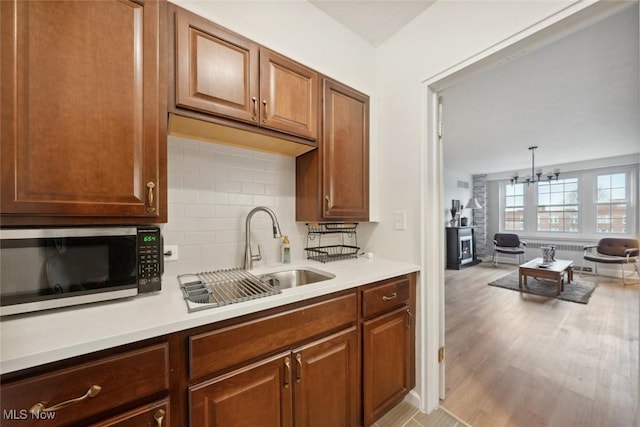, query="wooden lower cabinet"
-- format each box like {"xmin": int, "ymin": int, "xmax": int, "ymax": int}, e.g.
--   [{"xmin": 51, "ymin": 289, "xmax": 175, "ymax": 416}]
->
[
  {"xmin": 293, "ymin": 328, "xmax": 359, "ymax": 427},
  {"xmin": 0, "ymin": 343, "xmax": 170, "ymax": 427},
  {"xmin": 188, "ymin": 327, "xmax": 358, "ymax": 427},
  {"xmin": 361, "ymin": 274, "xmax": 416, "ymax": 427},
  {"xmin": 0, "ymin": 274, "xmax": 416, "ymax": 427},
  {"xmin": 363, "ymin": 308, "xmax": 413, "ymax": 426},
  {"xmin": 189, "ymin": 353, "xmax": 291, "ymax": 427}
]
